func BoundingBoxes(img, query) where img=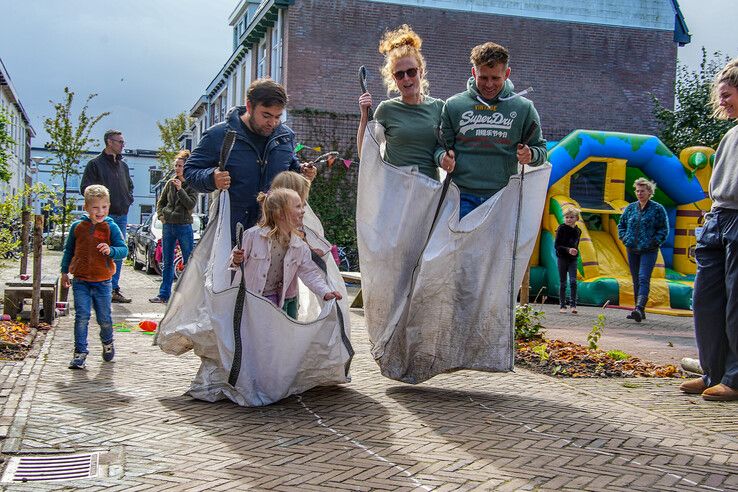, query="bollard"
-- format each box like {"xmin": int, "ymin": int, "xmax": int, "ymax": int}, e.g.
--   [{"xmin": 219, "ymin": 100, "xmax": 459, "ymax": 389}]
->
[{"xmin": 30, "ymin": 215, "xmax": 44, "ymax": 328}]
